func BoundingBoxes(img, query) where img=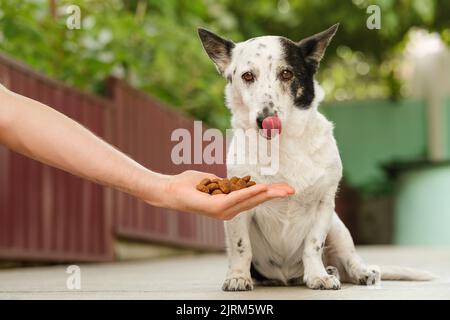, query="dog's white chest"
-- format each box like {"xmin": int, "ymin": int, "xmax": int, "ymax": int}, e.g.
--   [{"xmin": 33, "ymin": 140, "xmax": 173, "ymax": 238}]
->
[{"xmin": 249, "ymin": 198, "xmax": 317, "ymax": 282}]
